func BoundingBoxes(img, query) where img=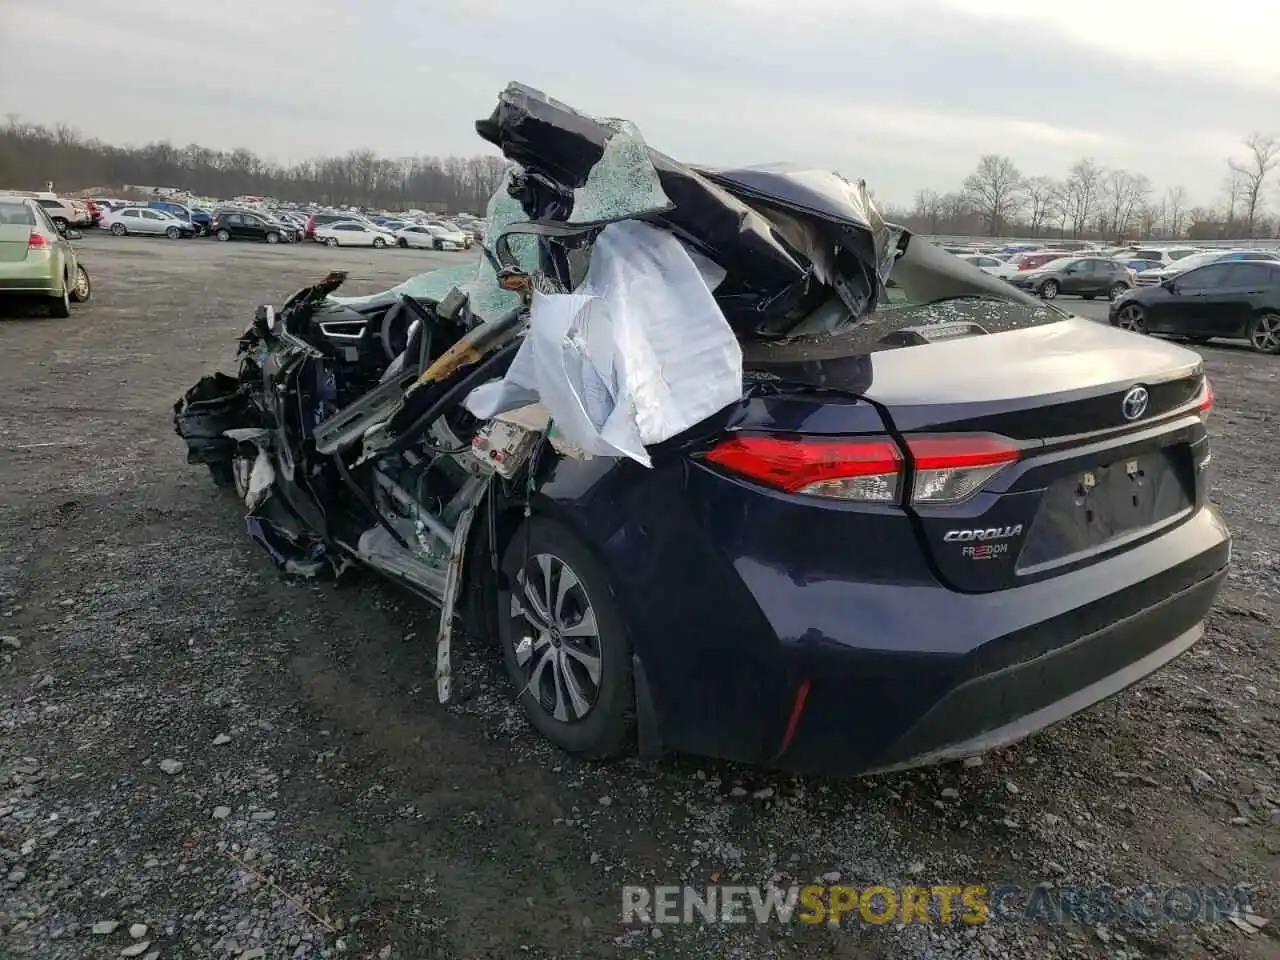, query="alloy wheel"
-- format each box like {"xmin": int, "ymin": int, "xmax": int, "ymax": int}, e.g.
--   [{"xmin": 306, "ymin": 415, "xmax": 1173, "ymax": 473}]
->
[
  {"xmin": 1040, "ymin": 280, "xmax": 1058, "ymax": 300},
  {"xmin": 509, "ymin": 553, "xmax": 602, "ymax": 723},
  {"xmin": 72, "ymin": 266, "xmax": 90, "ymax": 301},
  {"xmin": 1117, "ymin": 304, "xmax": 1146, "ymax": 333},
  {"xmin": 1250, "ymin": 313, "xmax": 1280, "ymax": 354}
]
